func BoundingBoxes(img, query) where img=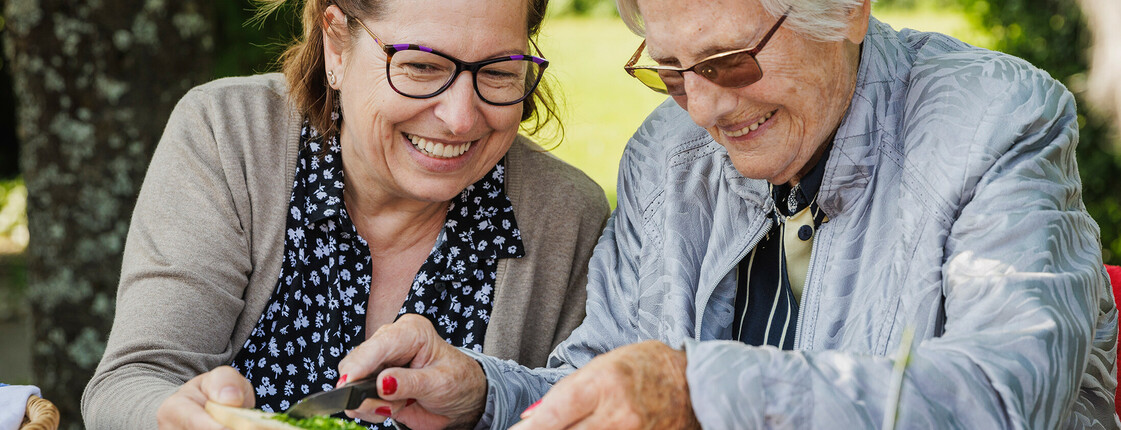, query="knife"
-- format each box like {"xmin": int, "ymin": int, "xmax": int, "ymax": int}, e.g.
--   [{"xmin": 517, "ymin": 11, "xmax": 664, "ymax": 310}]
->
[{"xmin": 285, "ymin": 377, "xmax": 381, "ymax": 419}]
